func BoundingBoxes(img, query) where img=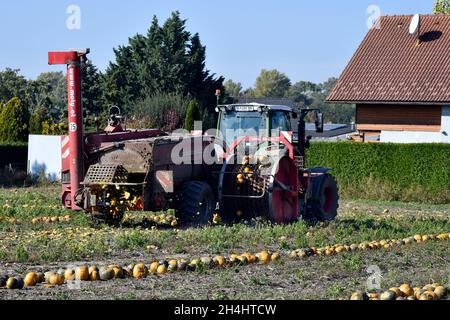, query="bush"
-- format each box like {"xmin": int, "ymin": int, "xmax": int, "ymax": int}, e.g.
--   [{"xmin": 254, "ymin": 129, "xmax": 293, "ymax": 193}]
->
[
  {"xmin": 307, "ymin": 142, "xmax": 450, "ymax": 204},
  {"xmin": 0, "ymin": 97, "xmax": 30, "ymax": 143},
  {"xmin": 29, "ymin": 107, "xmax": 52, "ymax": 134},
  {"xmin": 185, "ymin": 100, "xmax": 201, "ymax": 132},
  {"xmin": 128, "ymin": 92, "xmax": 189, "ymax": 131}
]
